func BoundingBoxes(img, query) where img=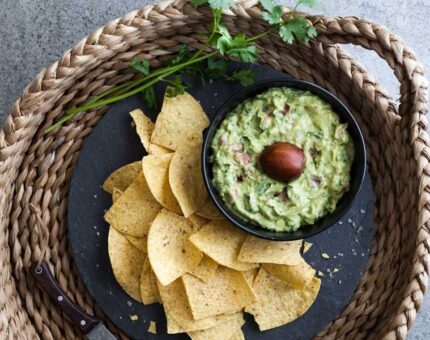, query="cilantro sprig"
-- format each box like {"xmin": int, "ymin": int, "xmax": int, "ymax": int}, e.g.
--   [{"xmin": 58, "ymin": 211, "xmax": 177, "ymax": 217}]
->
[{"xmin": 46, "ymin": 0, "xmax": 320, "ymax": 133}]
